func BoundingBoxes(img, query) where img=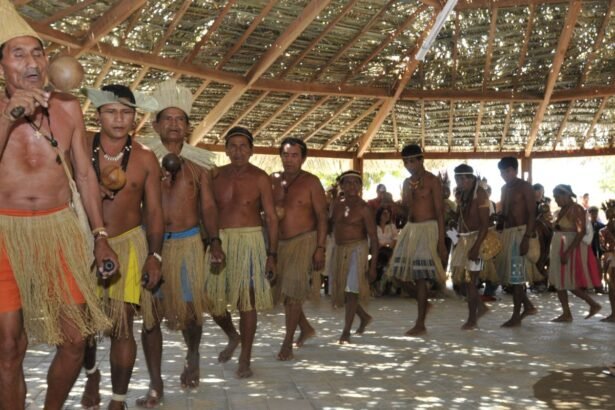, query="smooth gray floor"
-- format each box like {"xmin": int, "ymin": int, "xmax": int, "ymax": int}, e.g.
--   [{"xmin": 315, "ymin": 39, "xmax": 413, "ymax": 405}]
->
[{"xmin": 24, "ymin": 289, "xmax": 615, "ymax": 409}]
